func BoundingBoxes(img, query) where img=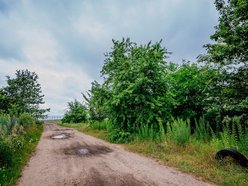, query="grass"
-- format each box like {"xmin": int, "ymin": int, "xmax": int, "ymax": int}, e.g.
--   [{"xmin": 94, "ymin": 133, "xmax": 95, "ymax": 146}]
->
[
  {"xmin": 0, "ymin": 124, "xmax": 43, "ymax": 186},
  {"xmin": 54, "ymin": 121, "xmax": 248, "ymax": 186}
]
